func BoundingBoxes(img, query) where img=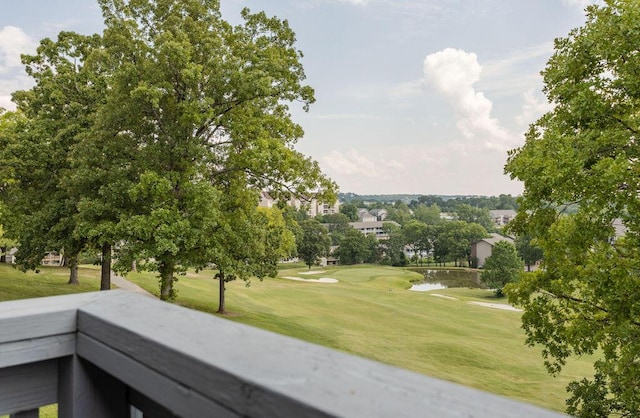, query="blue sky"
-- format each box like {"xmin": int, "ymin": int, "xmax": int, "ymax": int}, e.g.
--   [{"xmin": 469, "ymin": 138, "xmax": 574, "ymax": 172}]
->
[{"xmin": 0, "ymin": 0, "xmax": 599, "ymax": 196}]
